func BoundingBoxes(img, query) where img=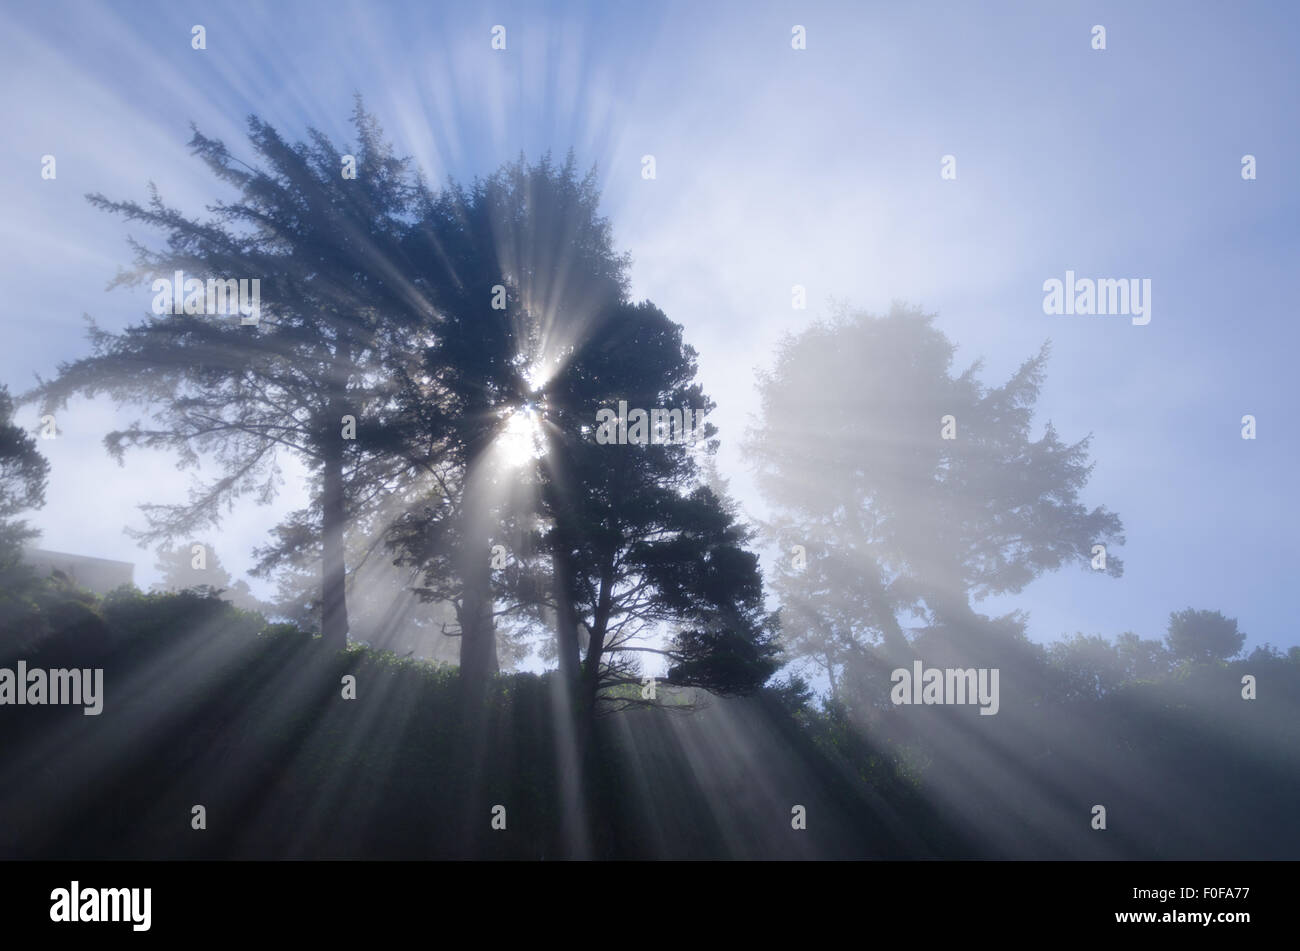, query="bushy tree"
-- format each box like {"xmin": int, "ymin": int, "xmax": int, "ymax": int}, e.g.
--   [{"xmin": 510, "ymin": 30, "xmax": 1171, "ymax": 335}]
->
[
  {"xmin": 152, "ymin": 541, "xmax": 268, "ymax": 614},
  {"xmin": 385, "ymin": 154, "xmax": 623, "ymax": 687},
  {"xmin": 27, "ymin": 101, "xmax": 426, "ymax": 650},
  {"xmin": 388, "ymin": 156, "xmax": 778, "ymax": 710},
  {"xmin": 535, "ymin": 299, "xmax": 778, "ymax": 715},
  {"xmin": 745, "ymin": 304, "xmax": 1125, "ymax": 698},
  {"xmin": 0, "ymin": 383, "xmax": 52, "ymax": 649},
  {"xmin": 0, "ymin": 384, "xmax": 48, "ymax": 552},
  {"xmin": 1166, "ymin": 608, "xmax": 1245, "ymax": 663},
  {"xmin": 1114, "ymin": 631, "xmax": 1172, "ymax": 681}
]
